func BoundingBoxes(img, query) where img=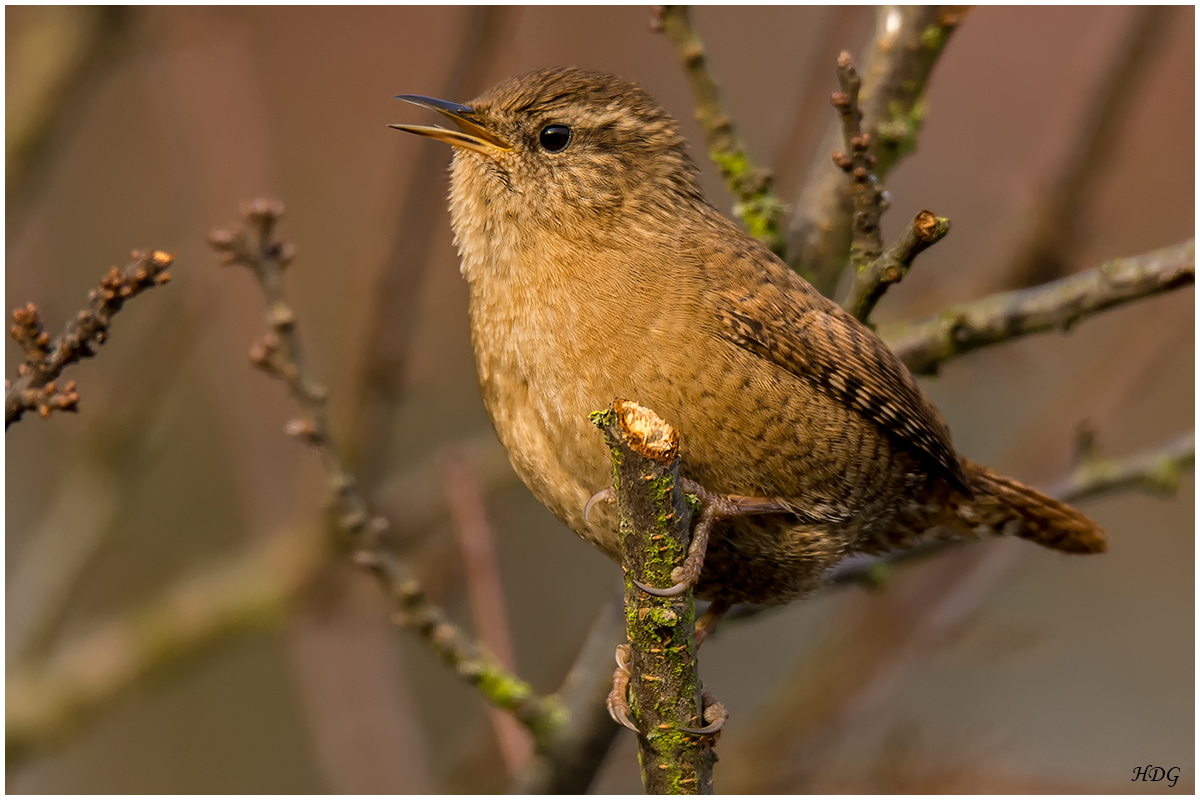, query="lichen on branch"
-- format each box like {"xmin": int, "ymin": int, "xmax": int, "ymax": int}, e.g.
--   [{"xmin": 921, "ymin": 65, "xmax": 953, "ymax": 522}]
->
[{"xmin": 593, "ymin": 399, "xmax": 715, "ymax": 794}]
